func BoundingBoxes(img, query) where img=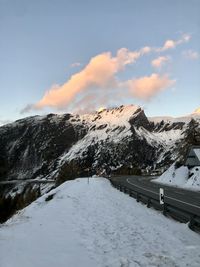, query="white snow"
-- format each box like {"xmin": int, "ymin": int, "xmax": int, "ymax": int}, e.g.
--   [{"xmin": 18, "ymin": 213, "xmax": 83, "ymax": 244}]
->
[
  {"xmin": 80, "ymin": 105, "xmax": 141, "ymax": 128},
  {"xmin": 135, "ymin": 126, "xmax": 183, "ymax": 147},
  {"xmin": 194, "ymin": 149, "xmax": 200, "ymax": 161},
  {"xmin": 58, "ymin": 104, "xmax": 189, "ymax": 166},
  {"xmin": 60, "ymin": 105, "xmax": 140, "ymax": 163},
  {"xmin": 186, "ymin": 167, "xmax": 200, "ymax": 189},
  {"xmin": 149, "ymin": 112, "xmax": 200, "ymax": 124},
  {"xmin": 154, "ymin": 164, "xmax": 200, "ymax": 191},
  {"xmin": 0, "ymin": 178, "xmax": 200, "ymax": 267},
  {"xmin": 60, "ymin": 104, "xmax": 194, "ymax": 165},
  {"xmin": 154, "ymin": 164, "xmax": 189, "ymax": 186}
]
